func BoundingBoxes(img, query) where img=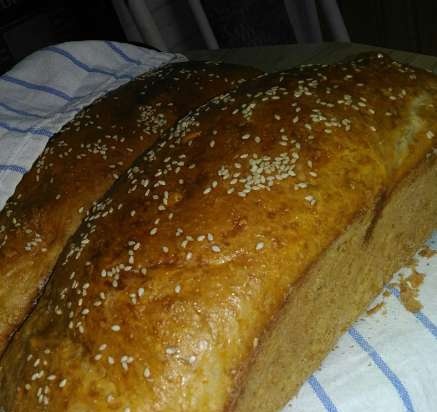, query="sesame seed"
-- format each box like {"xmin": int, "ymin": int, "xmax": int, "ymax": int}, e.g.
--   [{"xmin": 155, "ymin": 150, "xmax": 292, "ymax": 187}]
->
[
  {"xmin": 241, "ymin": 133, "xmax": 251, "ymax": 140},
  {"xmin": 256, "ymin": 242, "xmax": 265, "ymax": 251},
  {"xmin": 149, "ymin": 227, "xmax": 158, "ymax": 236},
  {"xmin": 111, "ymin": 325, "xmax": 121, "ymax": 332},
  {"xmin": 211, "ymin": 245, "xmax": 221, "ymax": 253},
  {"xmin": 304, "ymin": 195, "xmax": 317, "ymax": 206},
  {"xmin": 426, "ymin": 130, "xmax": 434, "ymax": 139},
  {"xmin": 175, "ymin": 284, "xmax": 181, "ymax": 294},
  {"xmin": 58, "ymin": 379, "xmax": 67, "ymax": 388},
  {"xmin": 143, "ymin": 367, "xmax": 151, "ymax": 379},
  {"xmin": 166, "ymin": 347, "xmax": 177, "ymax": 355}
]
